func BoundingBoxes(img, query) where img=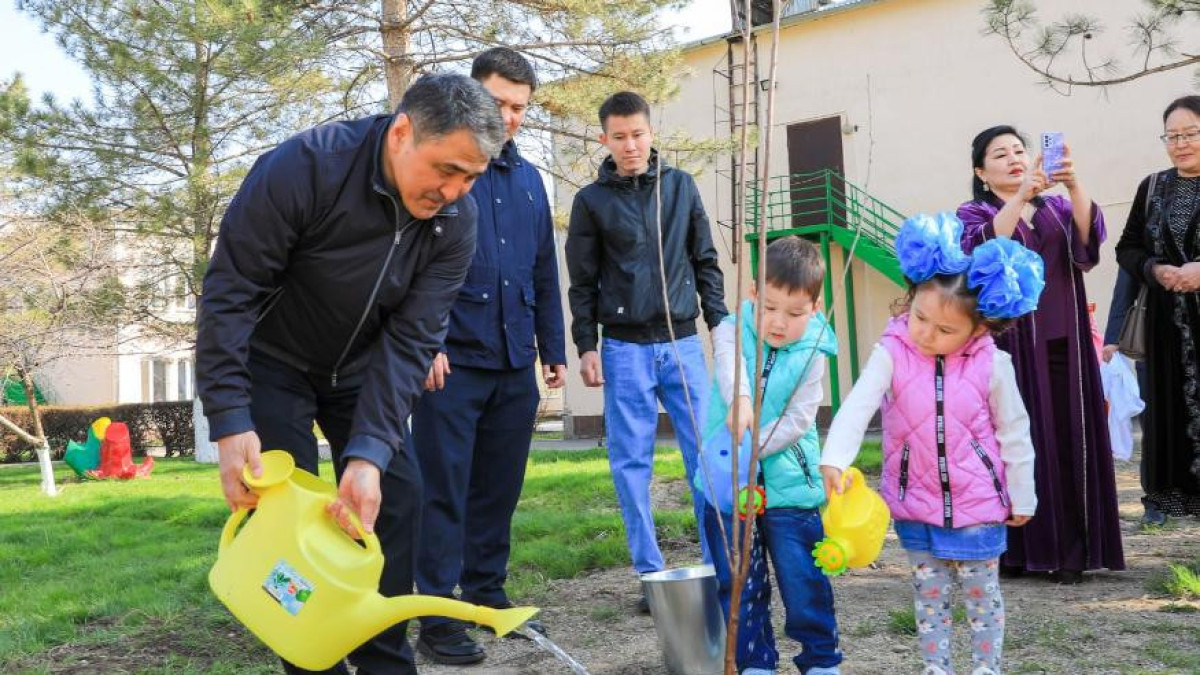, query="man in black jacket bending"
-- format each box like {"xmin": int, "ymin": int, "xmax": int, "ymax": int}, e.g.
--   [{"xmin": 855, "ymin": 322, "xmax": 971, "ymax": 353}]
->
[
  {"xmin": 565, "ymin": 91, "xmax": 727, "ymax": 610},
  {"xmin": 196, "ymin": 74, "xmax": 504, "ymax": 674}
]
